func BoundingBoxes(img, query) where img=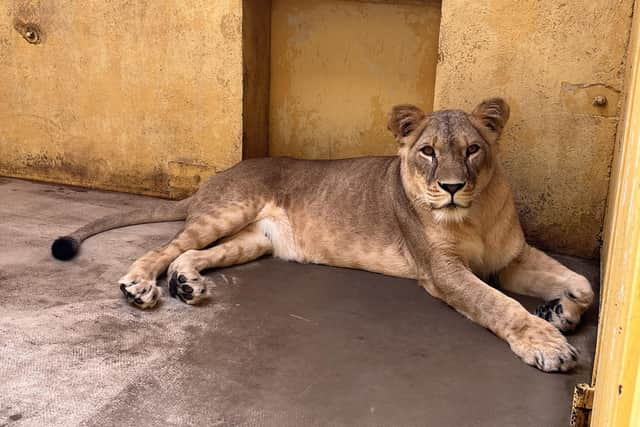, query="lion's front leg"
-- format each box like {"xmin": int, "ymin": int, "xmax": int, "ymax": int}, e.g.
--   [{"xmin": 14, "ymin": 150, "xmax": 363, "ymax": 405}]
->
[
  {"xmin": 498, "ymin": 245, "xmax": 594, "ymax": 332},
  {"xmin": 424, "ymin": 254, "xmax": 578, "ymax": 372}
]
